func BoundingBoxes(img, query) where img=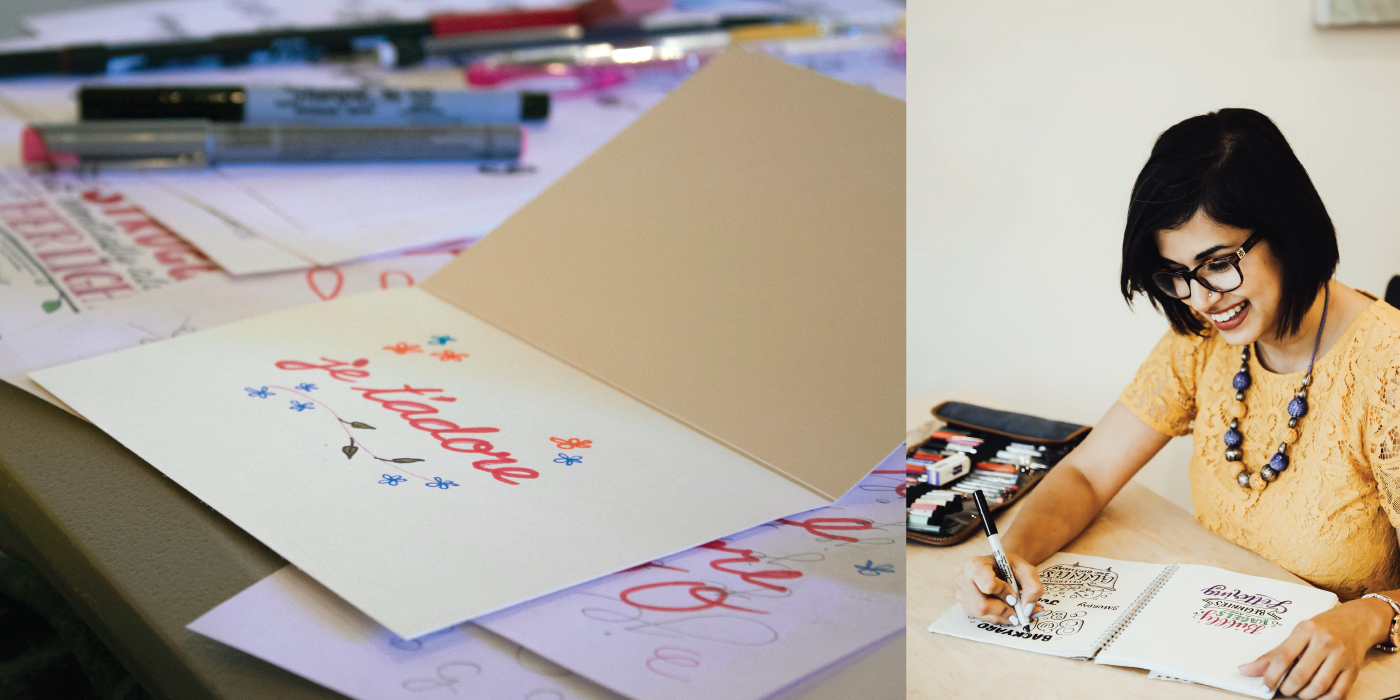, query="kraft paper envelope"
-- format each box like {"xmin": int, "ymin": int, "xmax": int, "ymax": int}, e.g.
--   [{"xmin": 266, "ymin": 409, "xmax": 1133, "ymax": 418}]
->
[{"xmin": 31, "ymin": 49, "xmax": 904, "ymax": 638}]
